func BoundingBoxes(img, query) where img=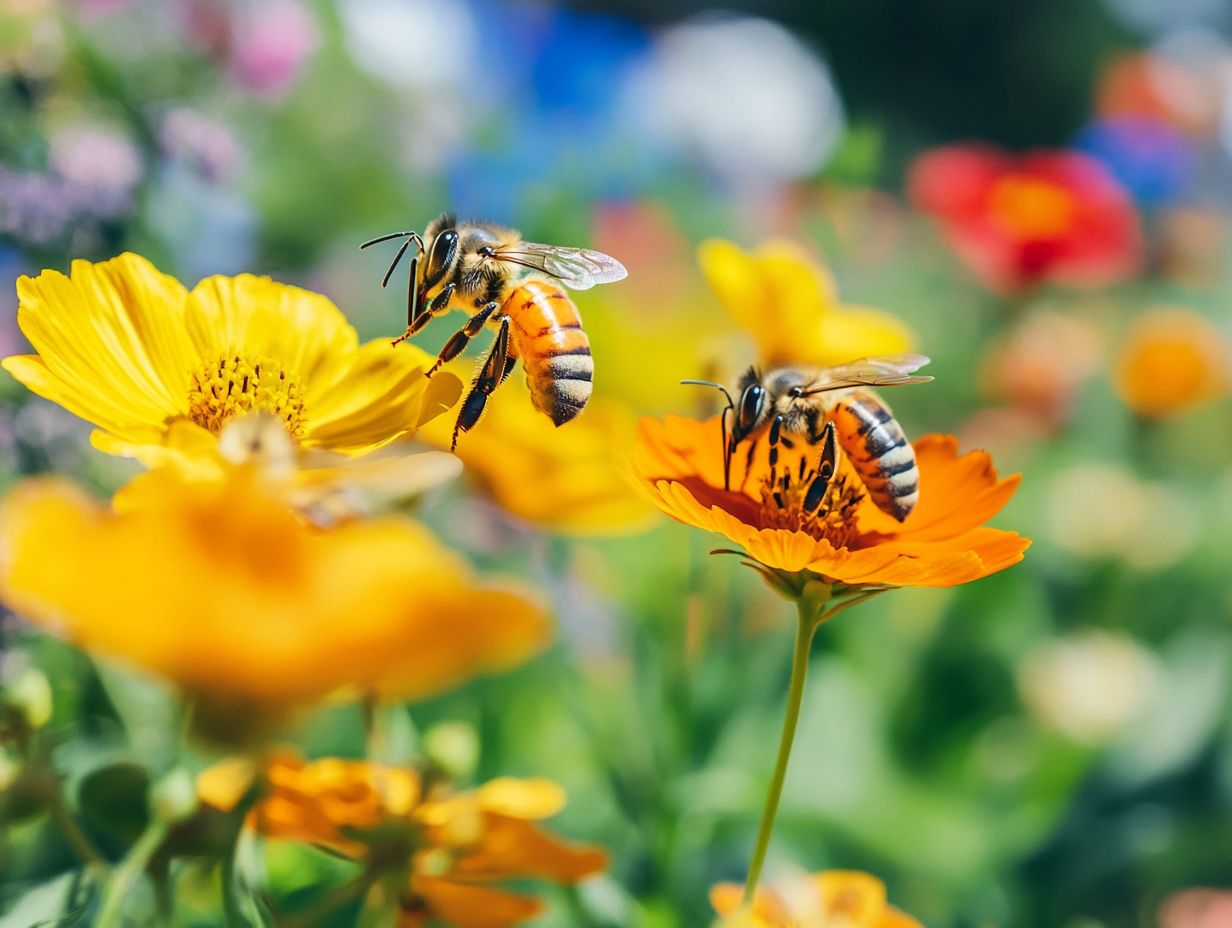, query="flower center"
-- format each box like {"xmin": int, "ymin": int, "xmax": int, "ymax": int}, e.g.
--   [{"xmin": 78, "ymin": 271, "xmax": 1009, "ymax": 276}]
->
[
  {"xmin": 757, "ymin": 452, "xmax": 863, "ymax": 550},
  {"xmin": 187, "ymin": 355, "xmax": 305, "ymax": 438},
  {"xmin": 988, "ymin": 174, "xmax": 1075, "ymax": 239}
]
